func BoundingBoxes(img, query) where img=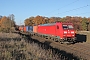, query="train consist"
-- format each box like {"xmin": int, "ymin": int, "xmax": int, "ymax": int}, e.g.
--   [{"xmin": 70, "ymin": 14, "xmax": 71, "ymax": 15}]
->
[{"xmin": 19, "ymin": 22, "xmax": 76, "ymax": 43}]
